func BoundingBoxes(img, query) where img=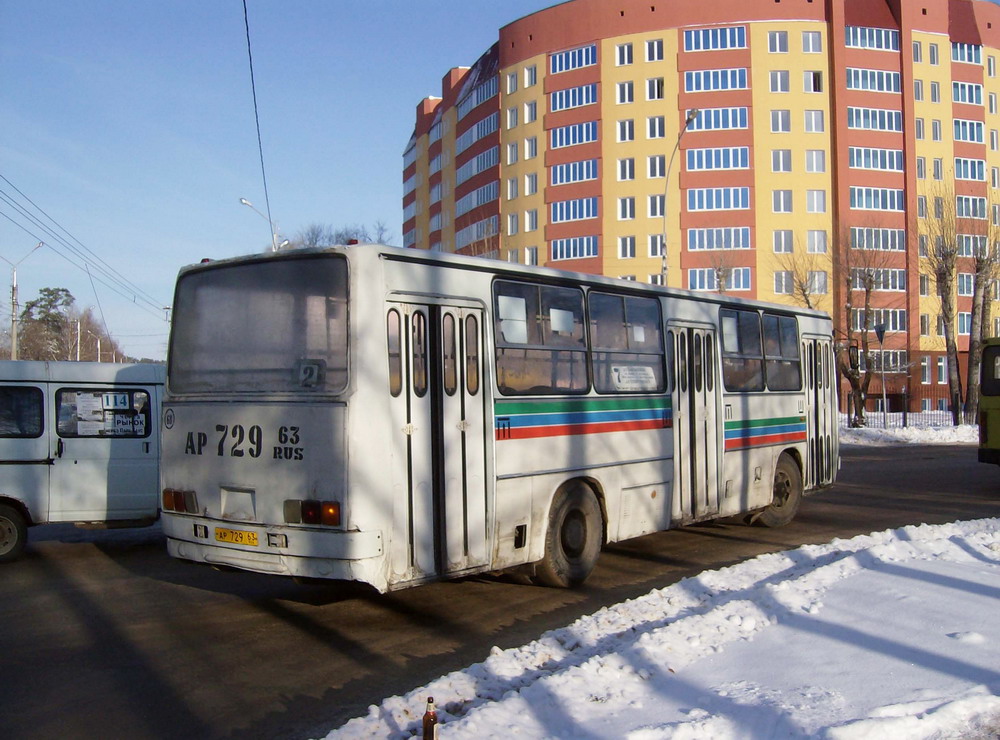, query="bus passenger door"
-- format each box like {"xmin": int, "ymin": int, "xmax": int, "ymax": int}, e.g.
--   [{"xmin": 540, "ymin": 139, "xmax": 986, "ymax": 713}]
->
[
  {"xmin": 386, "ymin": 302, "xmax": 488, "ymax": 583},
  {"xmin": 669, "ymin": 325, "xmax": 720, "ymax": 522},
  {"xmin": 803, "ymin": 336, "xmax": 836, "ymax": 487}
]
